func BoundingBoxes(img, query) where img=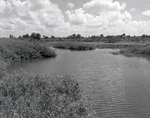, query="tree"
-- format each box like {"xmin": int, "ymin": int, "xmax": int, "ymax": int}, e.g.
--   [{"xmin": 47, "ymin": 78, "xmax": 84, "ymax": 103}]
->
[
  {"xmin": 43, "ymin": 35, "xmax": 49, "ymax": 39},
  {"xmin": 50, "ymin": 36, "xmax": 55, "ymax": 39},
  {"xmin": 18, "ymin": 36, "xmax": 22, "ymax": 39},
  {"xmin": 36, "ymin": 33, "xmax": 41, "ymax": 40},
  {"xmin": 9, "ymin": 34, "xmax": 14, "ymax": 38},
  {"xmin": 30, "ymin": 32, "xmax": 36, "ymax": 39},
  {"xmin": 100, "ymin": 34, "xmax": 104, "ymax": 38},
  {"xmin": 72, "ymin": 34, "xmax": 76, "ymax": 39},
  {"xmin": 30, "ymin": 32, "xmax": 41, "ymax": 40},
  {"xmin": 76, "ymin": 34, "xmax": 81, "ymax": 39},
  {"xmin": 22, "ymin": 33, "xmax": 29, "ymax": 38}
]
